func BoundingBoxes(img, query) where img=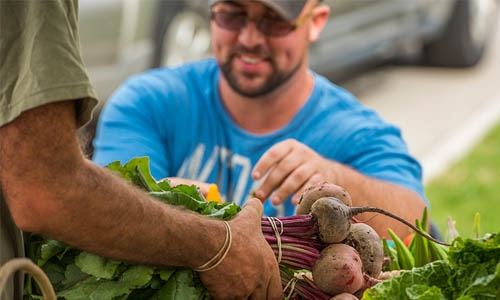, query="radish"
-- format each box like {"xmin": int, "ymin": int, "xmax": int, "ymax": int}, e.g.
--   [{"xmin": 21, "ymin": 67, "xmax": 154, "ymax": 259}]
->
[{"xmin": 296, "ymin": 182, "xmax": 352, "ymax": 215}]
